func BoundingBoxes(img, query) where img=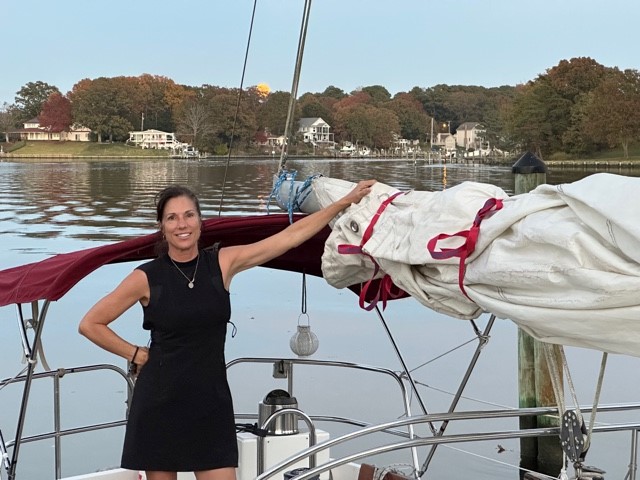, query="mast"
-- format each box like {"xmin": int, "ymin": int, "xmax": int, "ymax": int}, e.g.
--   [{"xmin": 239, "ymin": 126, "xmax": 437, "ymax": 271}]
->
[{"xmin": 277, "ymin": 0, "xmax": 313, "ymax": 174}]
